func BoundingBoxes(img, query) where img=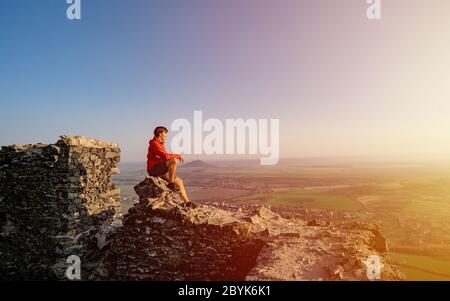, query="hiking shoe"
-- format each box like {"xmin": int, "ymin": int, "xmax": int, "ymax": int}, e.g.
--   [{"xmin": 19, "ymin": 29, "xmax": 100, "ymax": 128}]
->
[{"xmin": 184, "ymin": 202, "xmax": 197, "ymax": 209}]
